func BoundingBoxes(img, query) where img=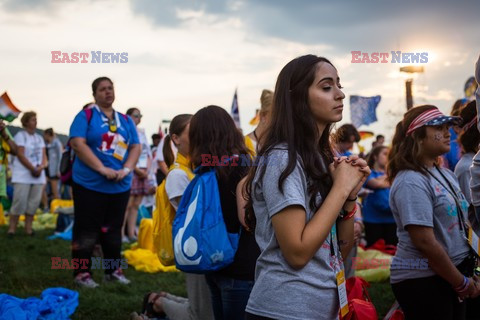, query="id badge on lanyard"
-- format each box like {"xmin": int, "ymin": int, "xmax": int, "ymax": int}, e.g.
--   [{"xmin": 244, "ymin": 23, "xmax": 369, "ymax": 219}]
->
[
  {"xmin": 468, "ymin": 228, "xmax": 480, "ymax": 256},
  {"xmin": 97, "ymin": 106, "xmax": 129, "ymax": 161},
  {"xmin": 113, "ymin": 140, "xmax": 128, "ymax": 161},
  {"xmin": 331, "ymin": 224, "xmax": 349, "ymax": 317}
]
